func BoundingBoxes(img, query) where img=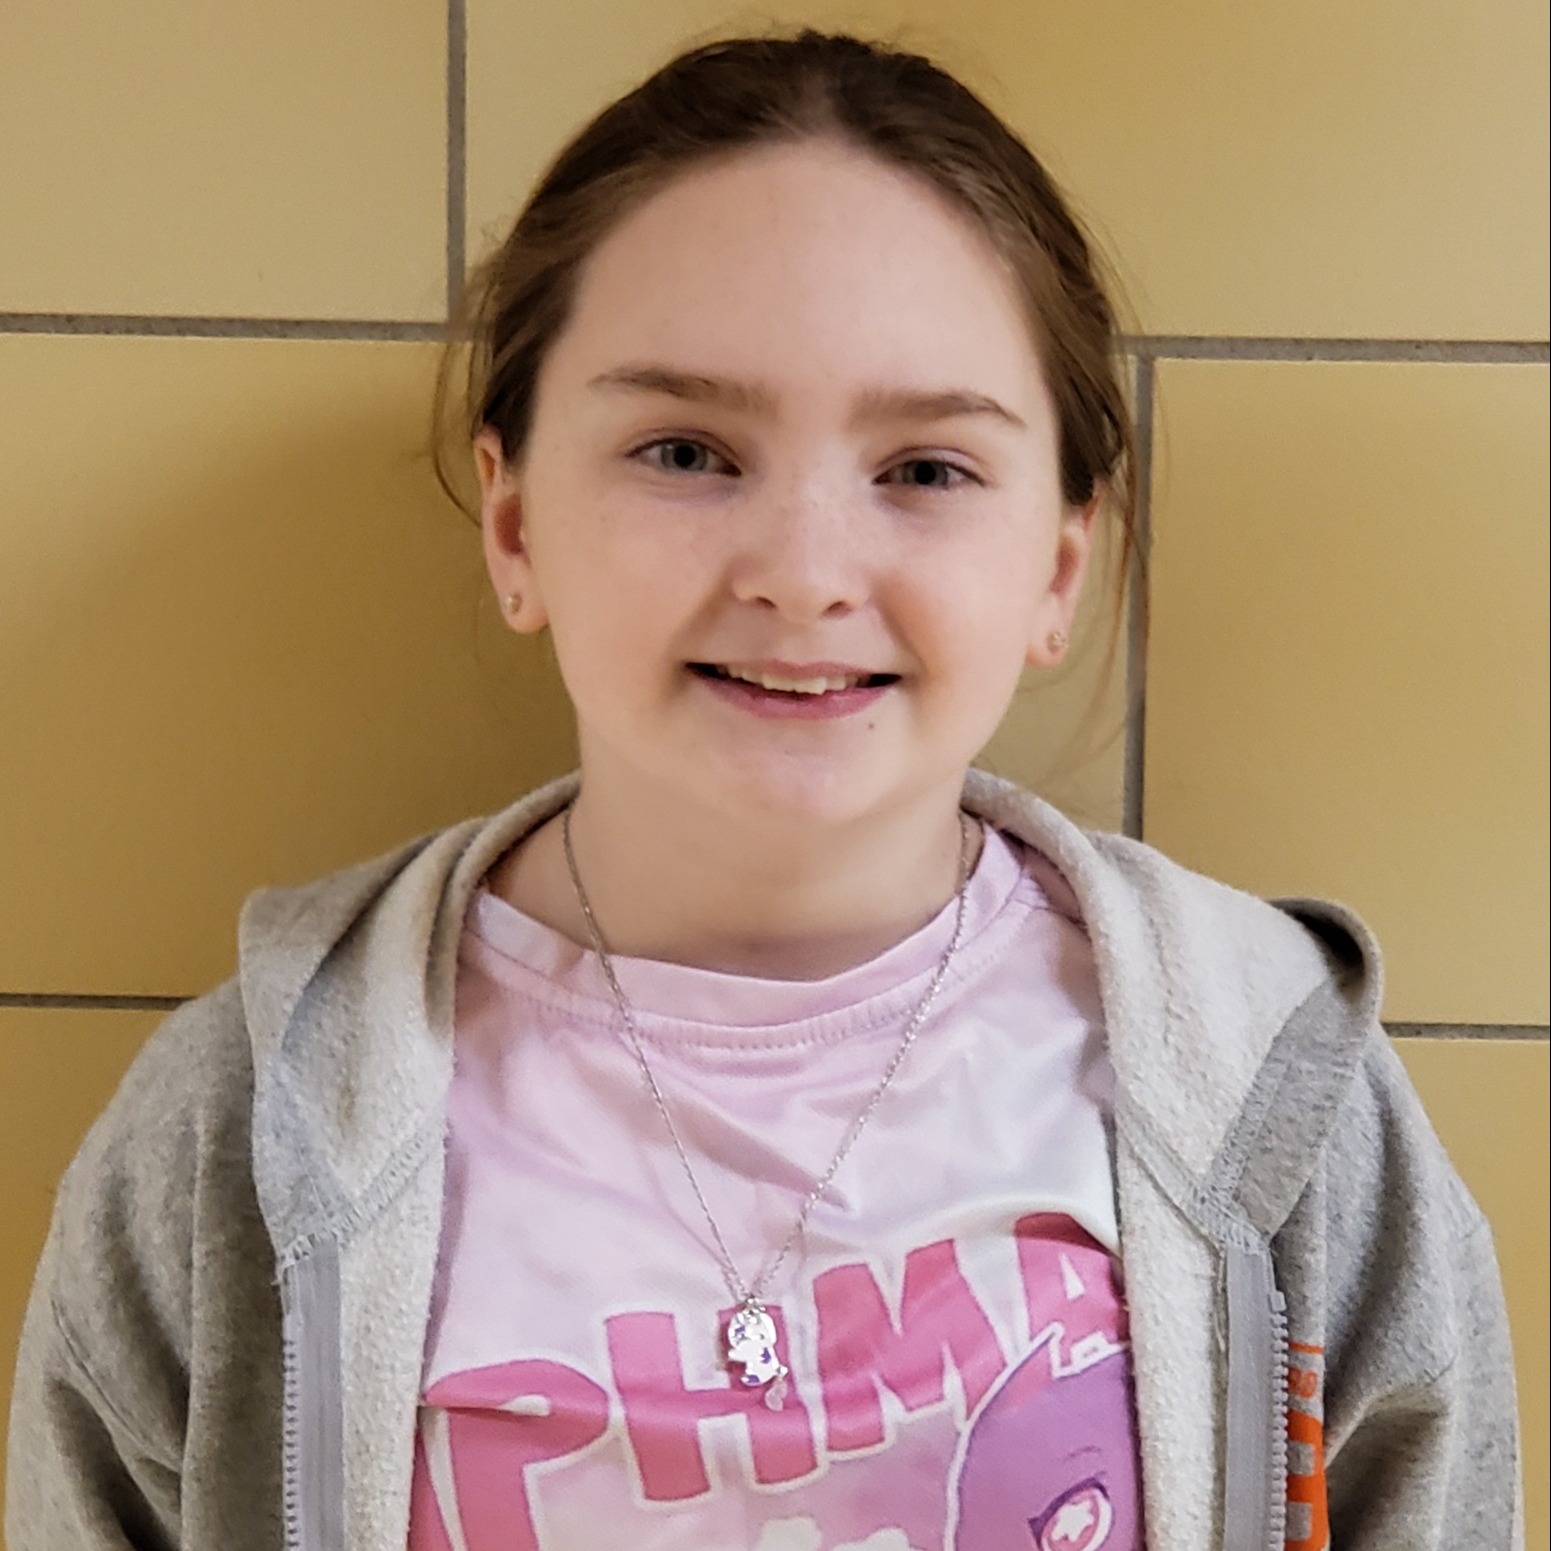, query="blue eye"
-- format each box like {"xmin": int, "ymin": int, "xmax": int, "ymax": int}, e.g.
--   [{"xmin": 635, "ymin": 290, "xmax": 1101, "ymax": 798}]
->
[
  {"xmin": 881, "ymin": 456, "xmax": 979, "ymax": 491},
  {"xmin": 633, "ymin": 438, "xmax": 733, "ymax": 475}
]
